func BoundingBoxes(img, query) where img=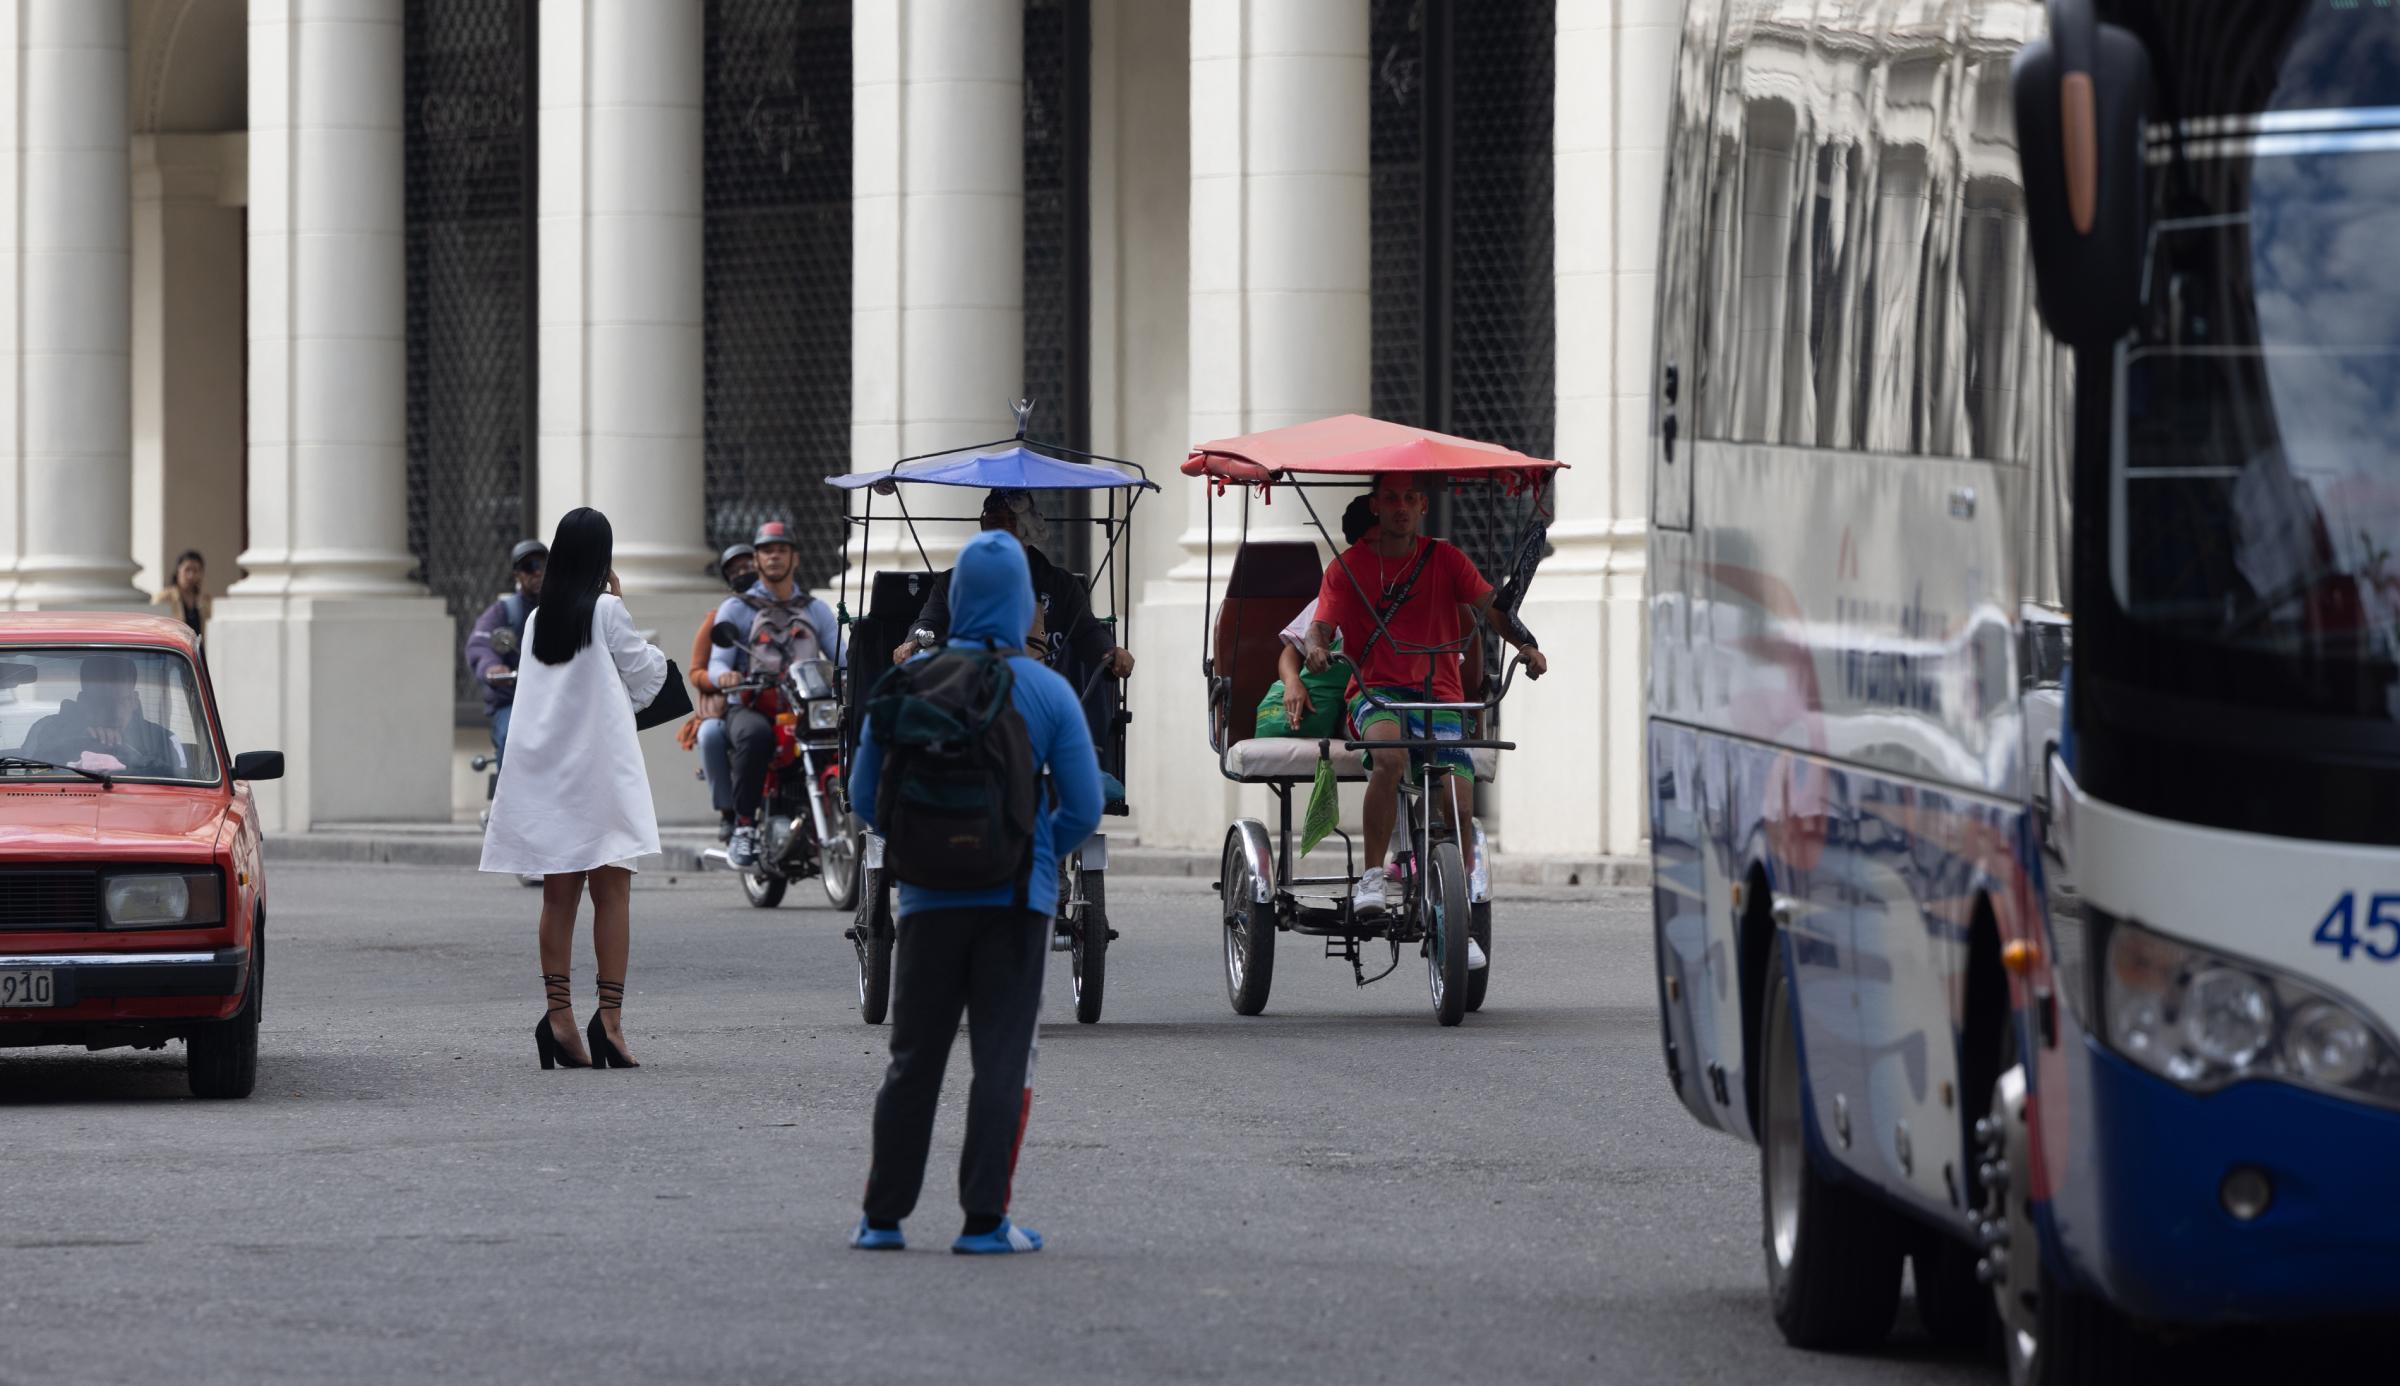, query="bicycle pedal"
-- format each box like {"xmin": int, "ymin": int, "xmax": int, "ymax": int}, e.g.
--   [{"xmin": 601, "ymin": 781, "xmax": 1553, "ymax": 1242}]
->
[{"xmin": 842, "ymin": 927, "xmax": 858, "ymax": 942}]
